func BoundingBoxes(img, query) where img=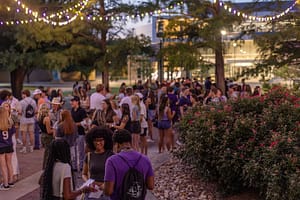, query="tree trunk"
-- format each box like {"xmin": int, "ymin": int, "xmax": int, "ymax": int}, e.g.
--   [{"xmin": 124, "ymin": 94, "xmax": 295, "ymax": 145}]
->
[
  {"xmin": 99, "ymin": 0, "xmax": 109, "ymax": 89},
  {"xmin": 102, "ymin": 66, "xmax": 109, "ymax": 89},
  {"xmin": 214, "ymin": 0, "xmax": 225, "ymax": 94},
  {"xmin": 215, "ymin": 42, "xmax": 225, "ymax": 94},
  {"xmin": 11, "ymin": 67, "xmax": 26, "ymax": 100}
]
